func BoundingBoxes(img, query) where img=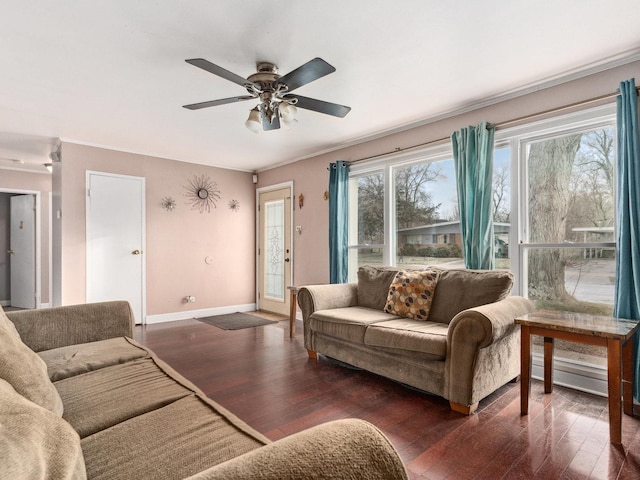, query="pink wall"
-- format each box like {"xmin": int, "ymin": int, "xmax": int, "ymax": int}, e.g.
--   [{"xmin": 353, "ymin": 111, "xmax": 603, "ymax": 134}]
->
[
  {"xmin": 257, "ymin": 60, "xmax": 640, "ymax": 287},
  {"xmin": 57, "ymin": 143, "xmax": 255, "ymax": 316},
  {"xmin": 0, "ymin": 170, "xmax": 52, "ymax": 305}
]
